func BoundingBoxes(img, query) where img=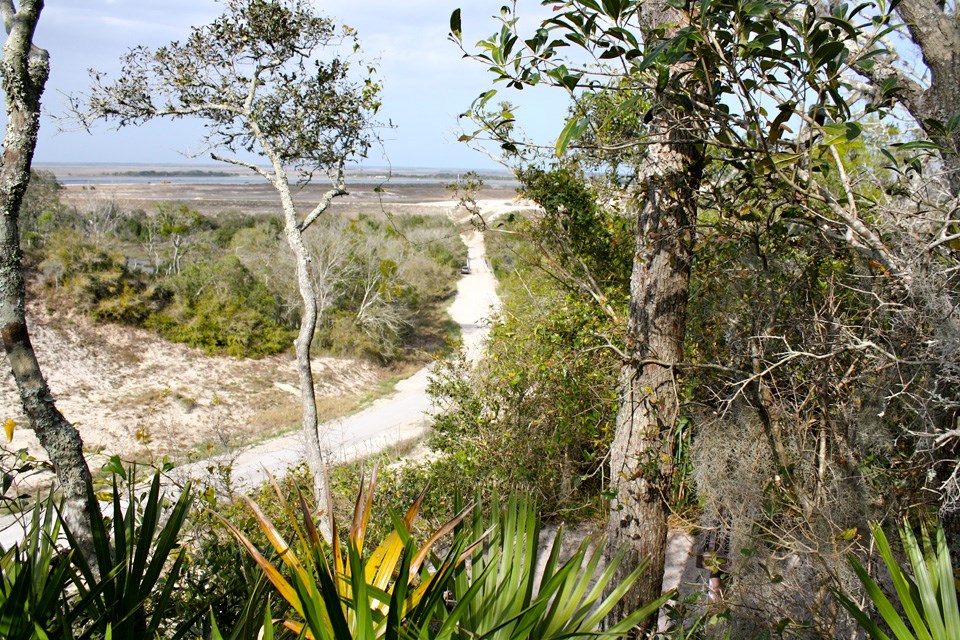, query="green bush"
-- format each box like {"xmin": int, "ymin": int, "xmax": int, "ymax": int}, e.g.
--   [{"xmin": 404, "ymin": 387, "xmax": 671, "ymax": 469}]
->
[
  {"xmin": 33, "ymin": 205, "xmax": 463, "ymax": 362},
  {"xmin": 40, "ymin": 233, "xmax": 169, "ymax": 324},
  {"xmin": 310, "ymin": 213, "xmax": 463, "ymax": 363},
  {"xmin": 146, "ymin": 255, "xmax": 295, "ymax": 357},
  {"xmin": 19, "ymin": 169, "xmax": 68, "ymax": 247},
  {"xmin": 209, "ymin": 211, "xmax": 280, "ymax": 248},
  {"xmin": 428, "ymin": 286, "xmax": 619, "ymax": 517},
  {"xmin": 65, "ymin": 468, "xmax": 194, "ymax": 640},
  {"xmin": 428, "ymin": 197, "xmax": 628, "ymax": 517},
  {"xmin": 0, "ymin": 497, "xmax": 76, "ymax": 640}
]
